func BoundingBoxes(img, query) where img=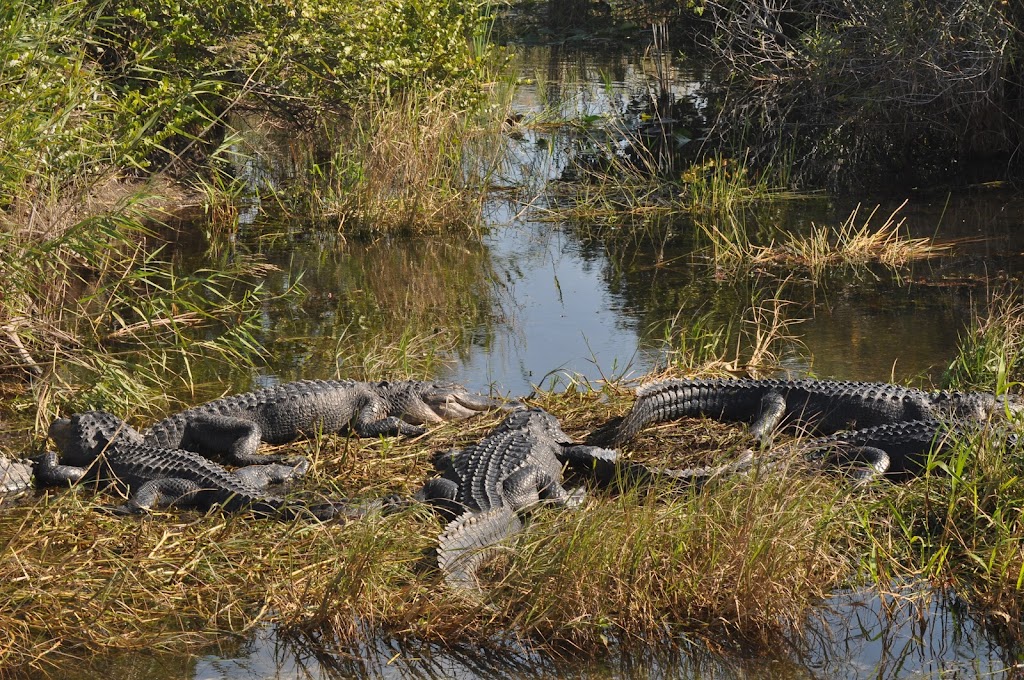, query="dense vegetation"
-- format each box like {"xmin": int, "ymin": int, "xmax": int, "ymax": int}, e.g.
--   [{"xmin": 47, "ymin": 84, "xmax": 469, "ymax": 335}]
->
[{"xmin": 0, "ymin": 0, "xmax": 495, "ymax": 414}]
